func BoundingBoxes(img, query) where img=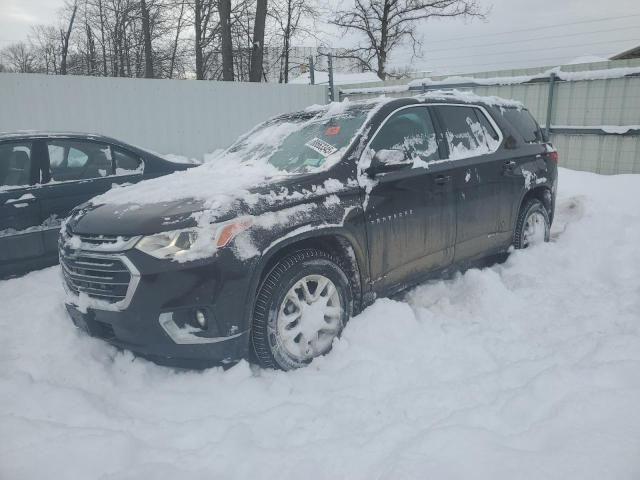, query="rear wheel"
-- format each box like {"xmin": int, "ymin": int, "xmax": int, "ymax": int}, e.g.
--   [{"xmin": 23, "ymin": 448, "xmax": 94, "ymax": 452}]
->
[
  {"xmin": 251, "ymin": 249, "xmax": 352, "ymax": 370},
  {"xmin": 513, "ymin": 198, "xmax": 550, "ymax": 249}
]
